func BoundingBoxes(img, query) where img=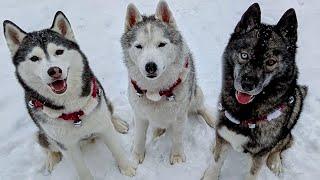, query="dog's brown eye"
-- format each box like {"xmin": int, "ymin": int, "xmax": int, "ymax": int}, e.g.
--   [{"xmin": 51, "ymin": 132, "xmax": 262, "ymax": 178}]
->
[
  {"xmin": 266, "ymin": 59, "xmax": 277, "ymax": 66},
  {"xmin": 135, "ymin": 44, "xmax": 143, "ymax": 49},
  {"xmin": 240, "ymin": 52, "xmax": 249, "ymax": 60},
  {"xmin": 55, "ymin": 49, "xmax": 64, "ymax": 55},
  {"xmin": 158, "ymin": 42, "xmax": 167, "ymax": 48},
  {"xmin": 30, "ymin": 56, "xmax": 40, "ymax": 62}
]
